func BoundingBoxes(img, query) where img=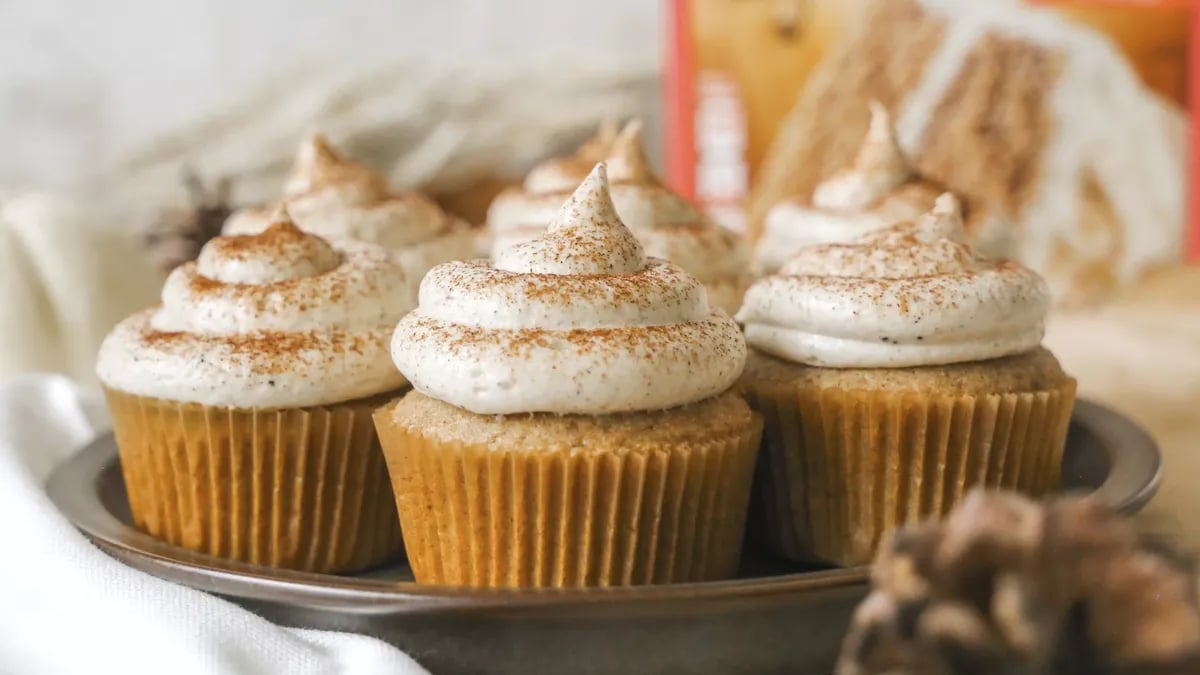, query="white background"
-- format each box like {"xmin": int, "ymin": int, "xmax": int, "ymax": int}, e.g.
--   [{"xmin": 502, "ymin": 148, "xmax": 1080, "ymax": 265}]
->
[{"xmin": 0, "ymin": 0, "xmax": 661, "ymax": 188}]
